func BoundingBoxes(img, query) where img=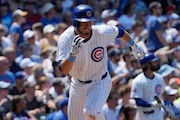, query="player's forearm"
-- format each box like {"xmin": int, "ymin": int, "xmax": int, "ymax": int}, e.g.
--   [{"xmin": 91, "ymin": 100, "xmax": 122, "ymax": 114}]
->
[
  {"xmin": 60, "ymin": 59, "xmax": 74, "ymax": 75},
  {"xmin": 120, "ymin": 30, "xmax": 134, "ymax": 46}
]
